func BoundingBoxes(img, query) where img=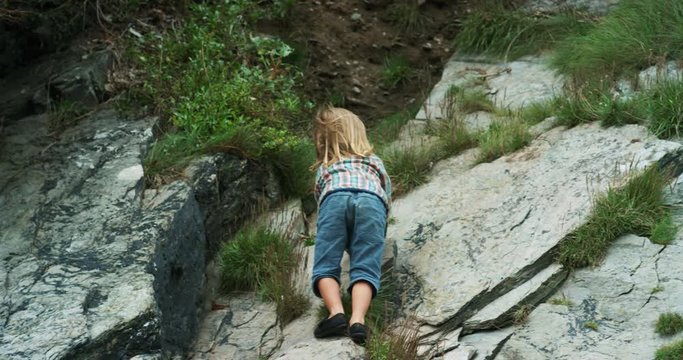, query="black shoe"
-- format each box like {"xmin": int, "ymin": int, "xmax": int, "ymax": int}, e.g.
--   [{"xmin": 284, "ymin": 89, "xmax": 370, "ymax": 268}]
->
[
  {"xmin": 314, "ymin": 313, "xmax": 348, "ymax": 338},
  {"xmin": 349, "ymin": 323, "xmax": 368, "ymax": 346}
]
